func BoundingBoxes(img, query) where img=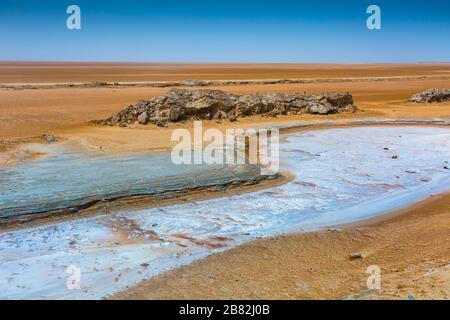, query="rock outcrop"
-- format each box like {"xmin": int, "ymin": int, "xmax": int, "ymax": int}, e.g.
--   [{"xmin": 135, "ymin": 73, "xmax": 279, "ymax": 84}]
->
[
  {"xmin": 92, "ymin": 89, "xmax": 357, "ymax": 127},
  {"xmin": 410, "ymin": 89, "xmax": 450, "ymax": 103}
]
